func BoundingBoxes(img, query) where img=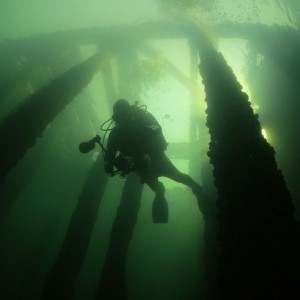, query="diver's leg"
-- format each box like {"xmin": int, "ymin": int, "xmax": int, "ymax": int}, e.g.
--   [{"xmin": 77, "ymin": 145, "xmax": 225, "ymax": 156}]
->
[
  {"xmin": 161, "ymin": 155, "xmax": 203, "ymax": 195},
  {"xmin": 145, "ymin": 176, "xmax": 165, "ymax": 196},
  {"xmin": 144, "ymin": 176, "xmax": 168, "ymax": 223},
  {"xmin": 153, "ymin": 155, "xmax": 213, "ymax": 219}
]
